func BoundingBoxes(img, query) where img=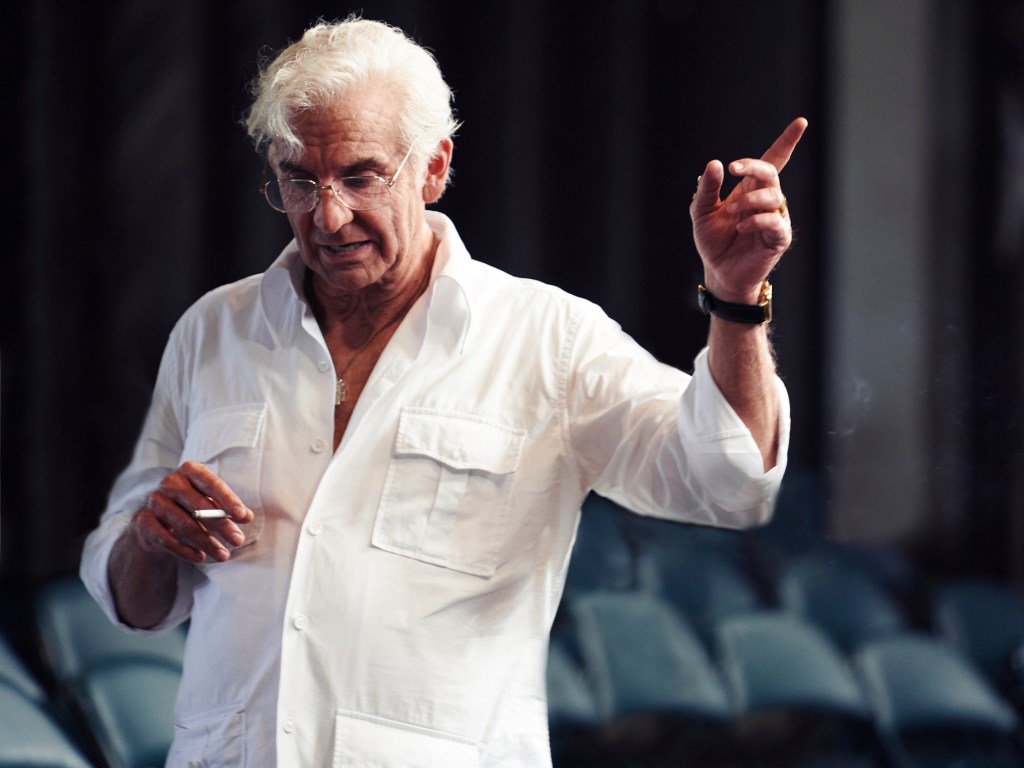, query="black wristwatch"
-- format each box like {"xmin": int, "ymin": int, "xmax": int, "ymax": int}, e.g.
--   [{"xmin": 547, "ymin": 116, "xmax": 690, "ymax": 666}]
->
[{"xmin": 697, "ymin": 281, "xmax": 773, "ymax": 324}]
